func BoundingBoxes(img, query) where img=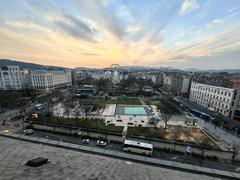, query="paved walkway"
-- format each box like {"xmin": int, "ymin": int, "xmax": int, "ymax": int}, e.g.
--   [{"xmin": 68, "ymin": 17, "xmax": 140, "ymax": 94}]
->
[
  {"xmin": 197, "ymin": 118, "xmax": 240, "ymax": 147},
  {"xmin": 0, "ymin": 131, "xmax": 239, "ymax": 180}
]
